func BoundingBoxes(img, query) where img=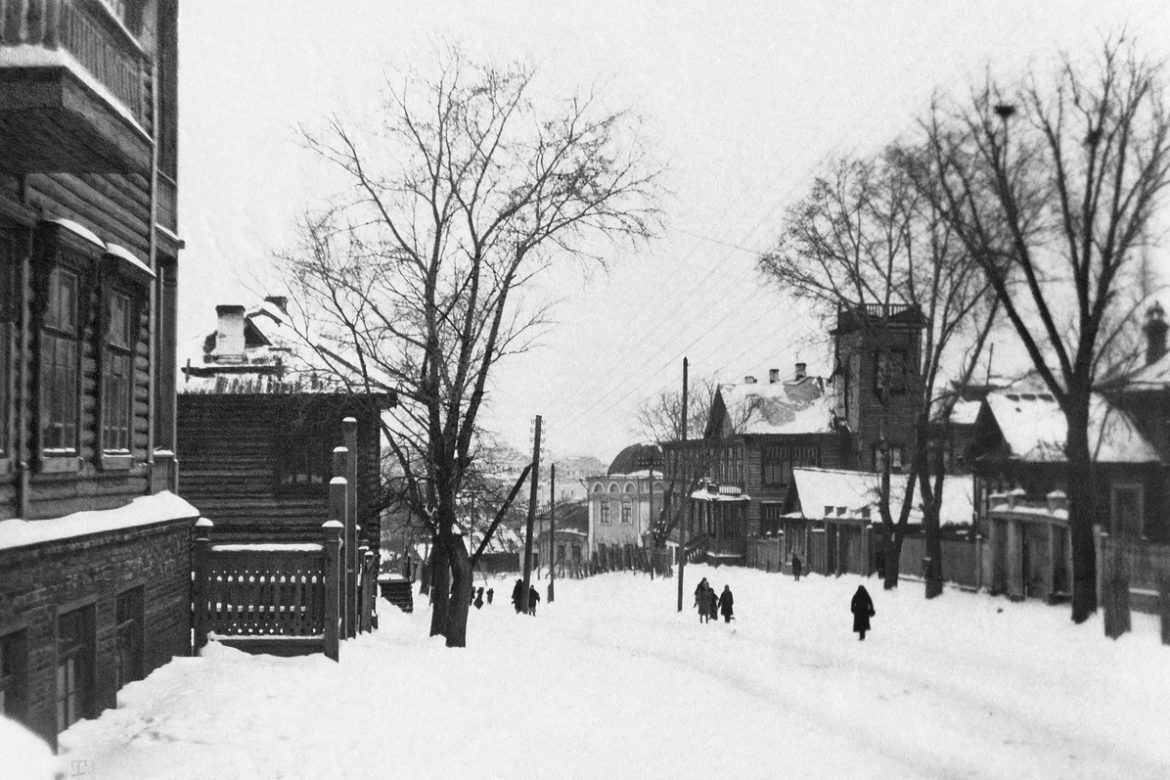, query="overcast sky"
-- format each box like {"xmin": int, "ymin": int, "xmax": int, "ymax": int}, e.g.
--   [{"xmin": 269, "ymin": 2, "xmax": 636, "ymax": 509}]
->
[{"xmin": 177, "ymin": 1, "xmax": 1170, "ymax": 464}]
